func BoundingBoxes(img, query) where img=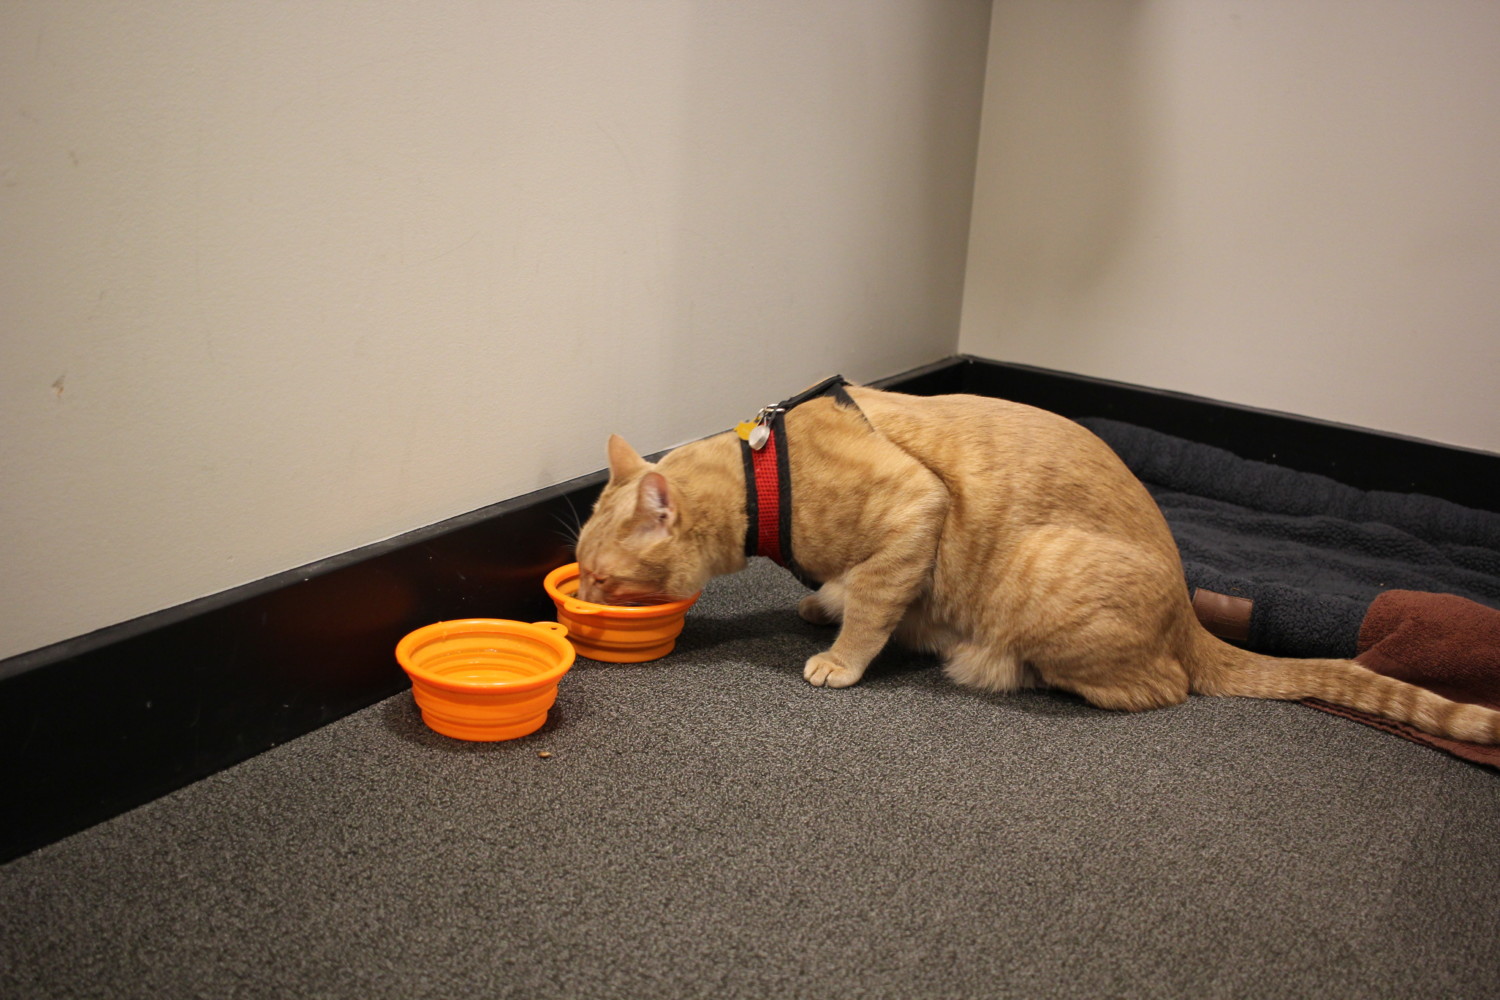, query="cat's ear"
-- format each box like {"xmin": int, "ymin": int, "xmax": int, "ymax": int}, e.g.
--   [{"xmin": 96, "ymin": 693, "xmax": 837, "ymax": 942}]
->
[
  {"xmin": 607, "ymin": 434, "xmax": 649, "ymax": 483},
  {"xmin": 634, "ymin": 472, "xmax": 677, "ymax": 538}
]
